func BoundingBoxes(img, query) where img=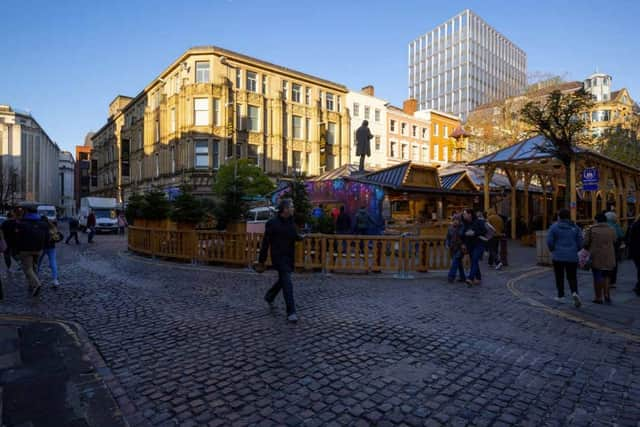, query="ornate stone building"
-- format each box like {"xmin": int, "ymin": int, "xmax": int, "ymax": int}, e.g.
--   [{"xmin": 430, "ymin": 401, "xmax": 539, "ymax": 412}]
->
[{"xmin": 91, "ymin": 46, "xmax": 351, "ymax": 202}]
